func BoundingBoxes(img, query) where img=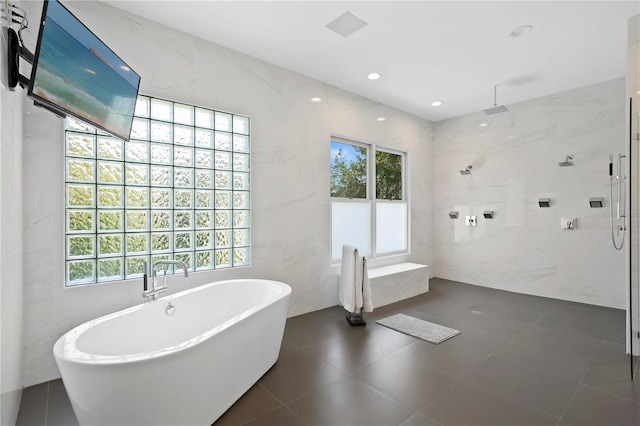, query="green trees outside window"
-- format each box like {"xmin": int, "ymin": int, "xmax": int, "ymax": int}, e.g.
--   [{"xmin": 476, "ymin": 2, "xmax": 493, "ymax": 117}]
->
[
  {"xmin": 330, "ymin": 141, "xmax": 403, "ymax": 200},
  {"xmin": 330, "ymin": 142, "xmax": 367, "ymax": 199},
  {"xmin": 375, "ymin": 151, "xmax": 403, "ymax": 201}
]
